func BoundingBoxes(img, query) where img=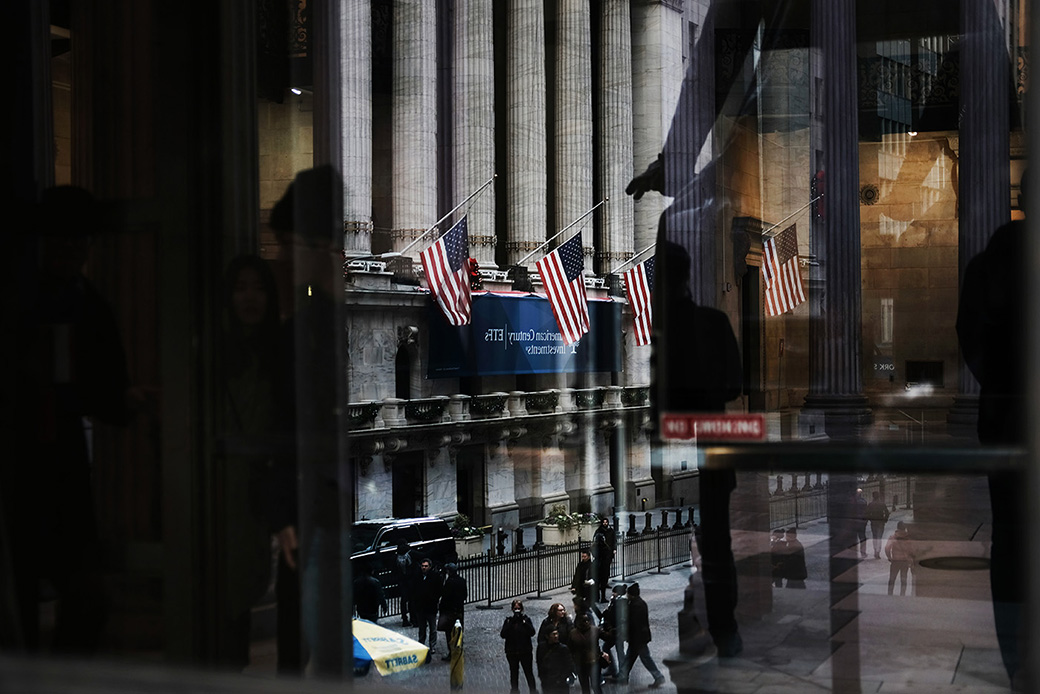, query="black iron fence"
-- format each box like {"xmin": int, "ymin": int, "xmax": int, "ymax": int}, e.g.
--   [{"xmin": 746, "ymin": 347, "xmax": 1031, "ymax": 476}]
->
[
  {"xmin": 769, "ymin": 475, "xmax": 915, "ymax": 530},
  {"xmin": 377, "ymin": 525, "xmax": 694, "ymax": 614}
]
